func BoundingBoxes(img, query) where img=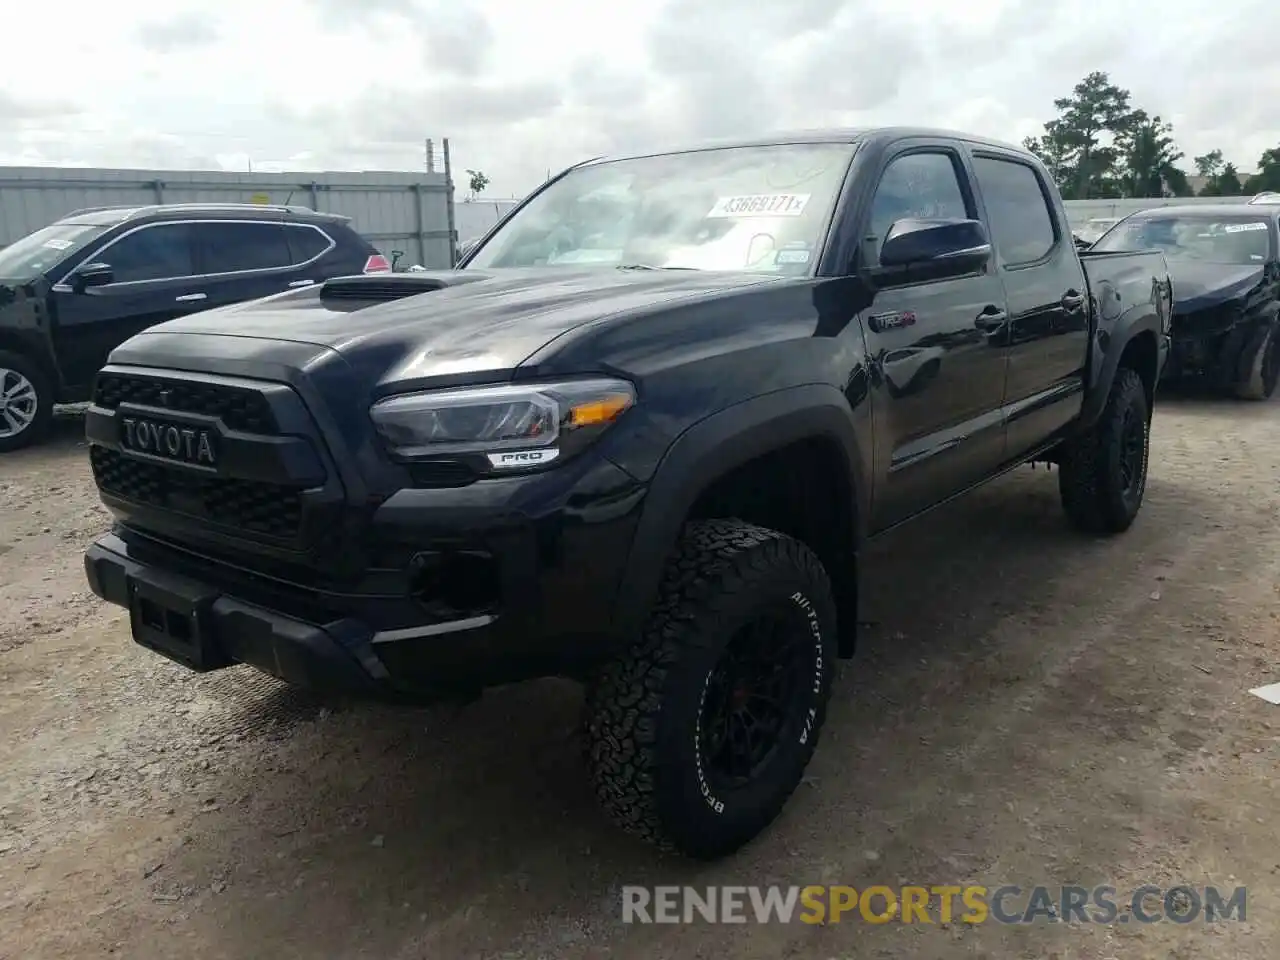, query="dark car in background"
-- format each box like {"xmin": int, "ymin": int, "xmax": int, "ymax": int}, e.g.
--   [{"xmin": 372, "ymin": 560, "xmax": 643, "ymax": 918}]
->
[
  {"xmin": 1090, "ymin": 199, "xmax": 1280, "ymax": 399},
  {"xmin": 0, "ymin": 203, "xmax": 390, "ymax": 451}
]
